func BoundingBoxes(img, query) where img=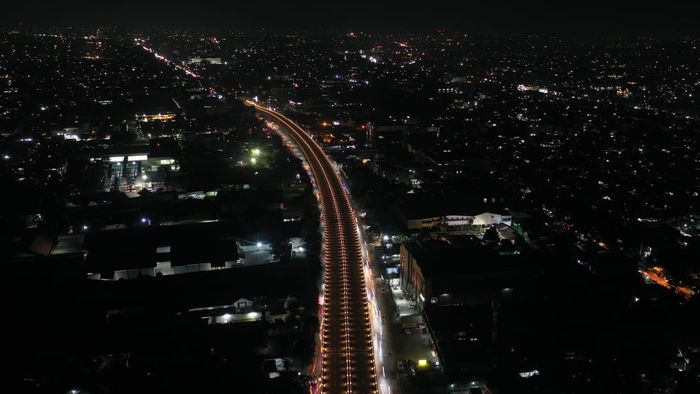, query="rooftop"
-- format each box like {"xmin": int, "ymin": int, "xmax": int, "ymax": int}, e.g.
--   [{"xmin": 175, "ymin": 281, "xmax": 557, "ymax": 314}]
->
[{"xmin": 404, "ymin": 239, "xmax": 541, "ymax": 285}]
